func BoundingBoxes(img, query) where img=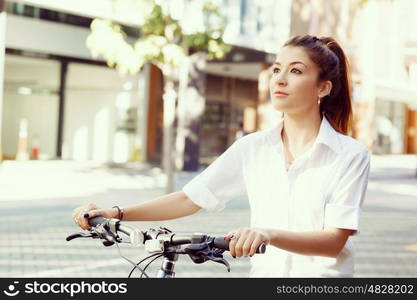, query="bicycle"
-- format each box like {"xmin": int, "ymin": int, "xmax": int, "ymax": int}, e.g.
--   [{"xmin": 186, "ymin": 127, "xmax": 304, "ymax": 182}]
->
[{"xmin": 66, "ymin": 216, "xmax": 266, "ymax": 278}]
